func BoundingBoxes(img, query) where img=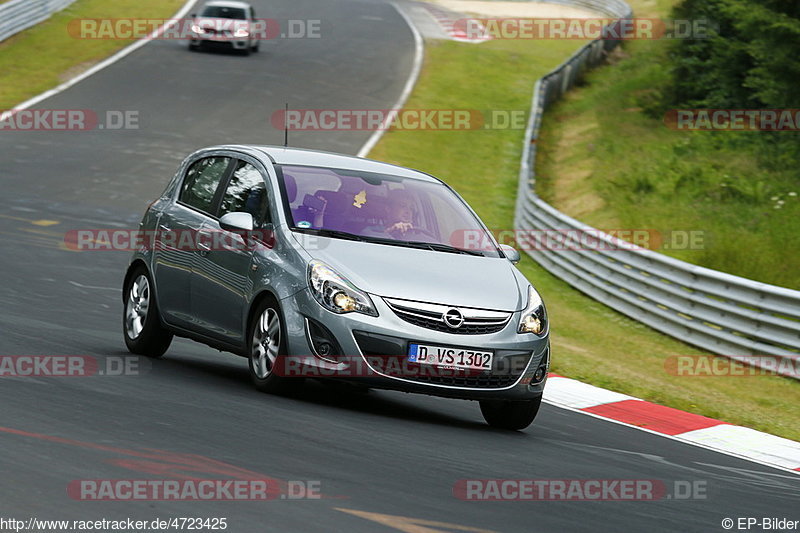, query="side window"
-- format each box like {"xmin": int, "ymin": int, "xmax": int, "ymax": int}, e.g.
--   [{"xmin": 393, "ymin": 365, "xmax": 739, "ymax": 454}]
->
[
  {"xmin": 219, "ymin": 160, "xmax": 270, "ymax": 225},
  {"xmin": 179, "ymin": 157, "xmax": 231, "ymax": 215}
]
